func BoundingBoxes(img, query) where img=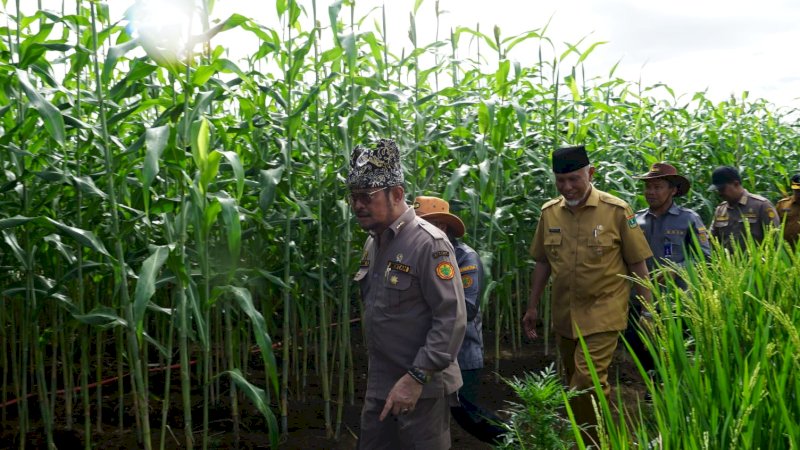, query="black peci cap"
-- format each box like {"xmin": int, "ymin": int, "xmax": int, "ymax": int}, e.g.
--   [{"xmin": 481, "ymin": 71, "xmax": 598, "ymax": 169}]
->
[{"xmin": 552, "ymin": 145, "xmax": 590, "ymax": 174}]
